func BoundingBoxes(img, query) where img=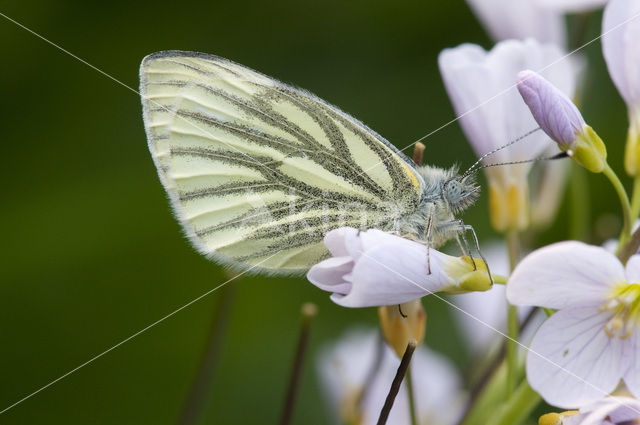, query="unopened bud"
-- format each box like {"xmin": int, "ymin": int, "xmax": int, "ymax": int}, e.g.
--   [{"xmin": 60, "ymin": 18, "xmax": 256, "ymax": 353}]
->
[{"xmin": 517, "ymin": 70, "xmax": 607, "ymax": 173}]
